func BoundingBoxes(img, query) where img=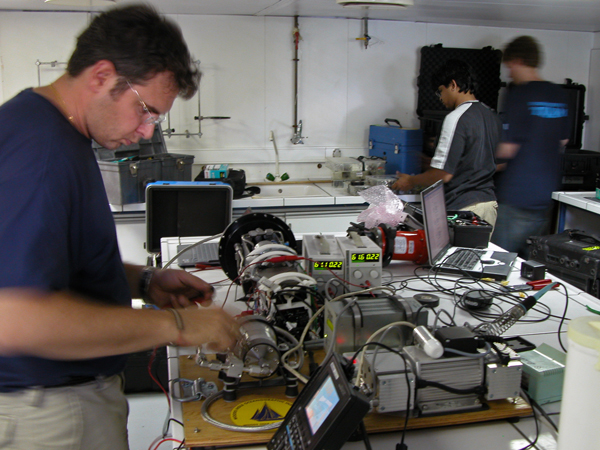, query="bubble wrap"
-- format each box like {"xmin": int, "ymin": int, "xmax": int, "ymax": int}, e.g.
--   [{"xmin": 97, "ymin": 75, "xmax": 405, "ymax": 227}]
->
[{"xmin": 357, "ymin": 185, "xmax": 407, "ymax": 228}]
